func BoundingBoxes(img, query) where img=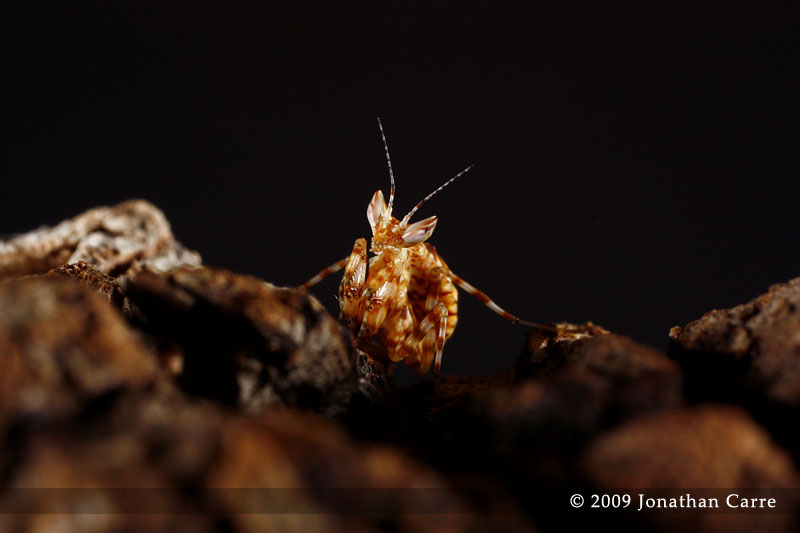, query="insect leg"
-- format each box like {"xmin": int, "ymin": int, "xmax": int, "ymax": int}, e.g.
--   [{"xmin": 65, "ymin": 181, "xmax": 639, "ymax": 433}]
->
[
  {"xmin": 424, "ymin": 269, "xmax": 453, "ymax": 376},
  {"xmin": 402, "ymin": 302, "xmax": 449, "ymax": 376},
  {"xmin": 338, "ymin": 238, "xmax": 368, "ymax": 332},
  {"xmin": 424, "ymin": 266, "xmax": 446, "ymax": 311},
  {"xmin": 425, "ymin": 269, "xmax": 453, "ymax": 376},
  {"xmin": 382, "ymin": 304, "xmax": 416, "ymax": 363},
  {"xmin": 430, "ymin": 304, "xmax": 449, "ymax": 377},
  {"xmin": 301, "ymin": 257, "xmax": 349, "ymax": 289},
  {"xmin": 356, "ymin": 250, "xmax": 406, "ymax": 341},
  {"xmin": 448, "ymin": 271, "xmax": 555, "ymax": 330}
]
